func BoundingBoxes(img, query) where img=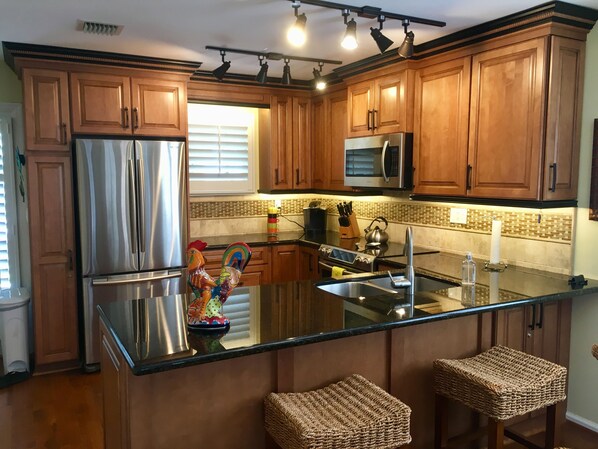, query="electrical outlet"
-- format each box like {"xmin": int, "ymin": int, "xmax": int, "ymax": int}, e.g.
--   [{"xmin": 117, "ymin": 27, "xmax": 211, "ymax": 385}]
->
[
  {"xmin": 274, "ymin": 199, "xmax": 282, "ymax": 208},
  {"xmin": 449, "ymin": 207, "xmax": 468, "ymax": 224}
]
